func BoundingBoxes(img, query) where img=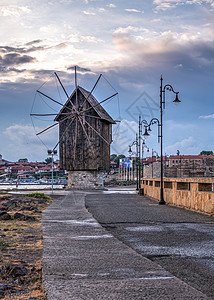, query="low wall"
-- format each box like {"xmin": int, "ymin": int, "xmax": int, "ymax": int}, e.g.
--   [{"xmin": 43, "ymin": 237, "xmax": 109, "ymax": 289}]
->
[
  {"xmin": 0, "ymin": 184, "xmax": 65, "ymax": 191},
  {"xmin": 141, "ymin": 177, "xmax": 214, "ymax": 215}
]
